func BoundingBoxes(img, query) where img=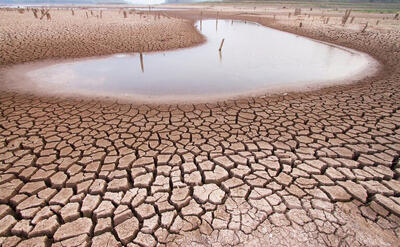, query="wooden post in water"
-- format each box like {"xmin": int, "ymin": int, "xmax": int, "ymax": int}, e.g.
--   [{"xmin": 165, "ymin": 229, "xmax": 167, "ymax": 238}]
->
[
  {"xmin": 139, "ymin": 53, "xmax": 144, "ymax": 72},
  {"xmin": 218, "ymin": 38, "xmax": 225, "ymax": 51}
]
